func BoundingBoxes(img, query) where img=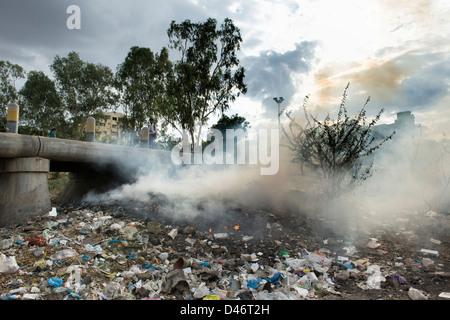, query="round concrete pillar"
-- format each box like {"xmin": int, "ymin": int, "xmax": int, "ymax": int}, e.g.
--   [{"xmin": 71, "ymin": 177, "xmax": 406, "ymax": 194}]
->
[
  {"xmin": 86, "ymin": 116, "xmax": 95, "ymax": 142},
  {"xmin": 141, "ymin": 127, "xmax": 149, "ymax": 148},
  {"xmin": 6, "ymin": 103, "xmax": 19, "ymax": 133},
  {"xmin": 0, "ymin": 157, "xmax": 51, "ymax": 227}
]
